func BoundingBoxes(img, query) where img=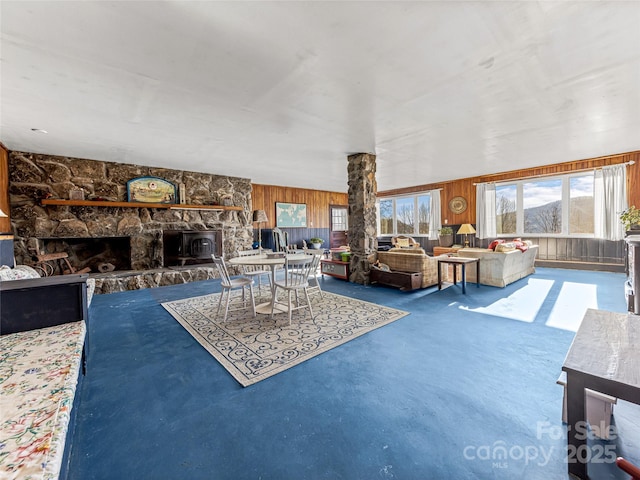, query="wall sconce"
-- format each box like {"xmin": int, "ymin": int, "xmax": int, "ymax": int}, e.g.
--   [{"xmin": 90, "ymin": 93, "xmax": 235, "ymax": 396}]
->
[
  {"xmin": 457, "ymin": 223, "xmax": 476, "ymax": 247},
  {"xmin": 252, "ymin": 209, "xmax": 268, "ymax": 254}
]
